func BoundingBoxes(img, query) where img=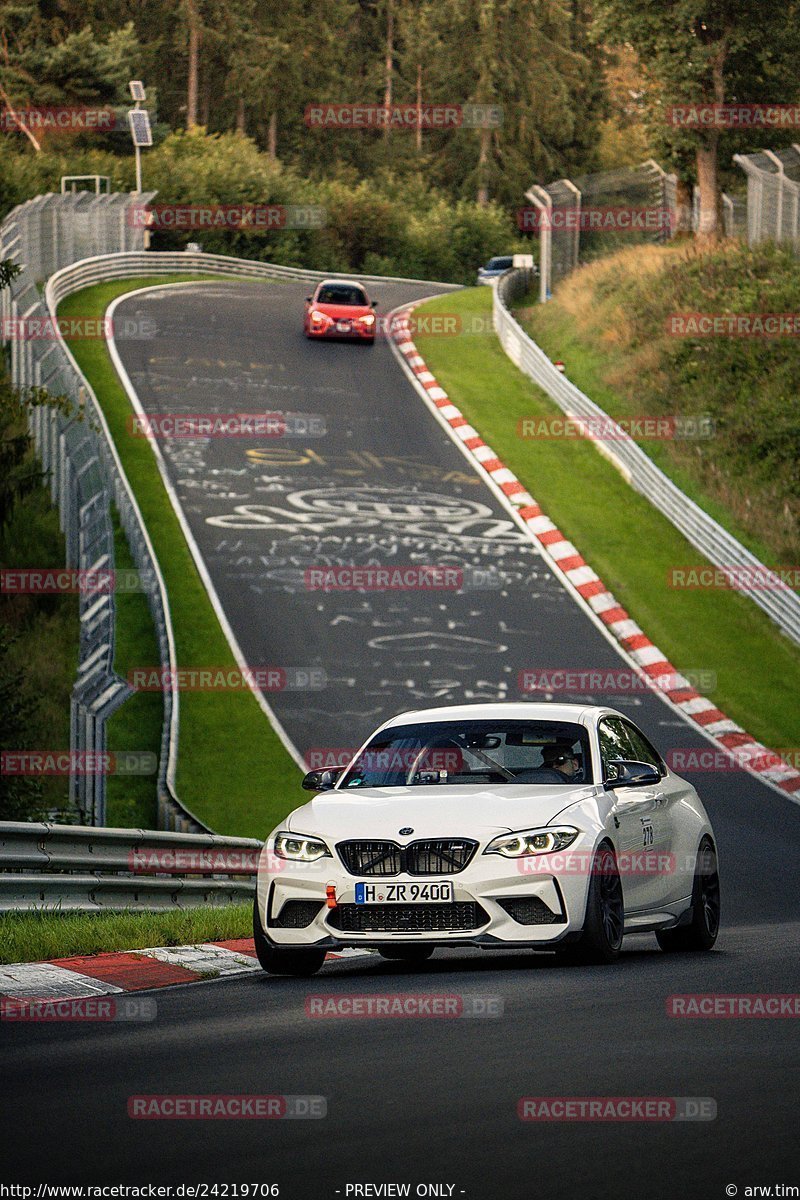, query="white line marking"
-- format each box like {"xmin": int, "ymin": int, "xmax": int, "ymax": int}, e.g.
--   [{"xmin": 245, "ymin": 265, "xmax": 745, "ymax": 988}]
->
[
  {"xmin": 385, "ymin": 301, "xmax": 800, "ymax": 807},
  {"xmin": 106, "ymin": 282, "xmax": 307, "ymax": 772}
]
